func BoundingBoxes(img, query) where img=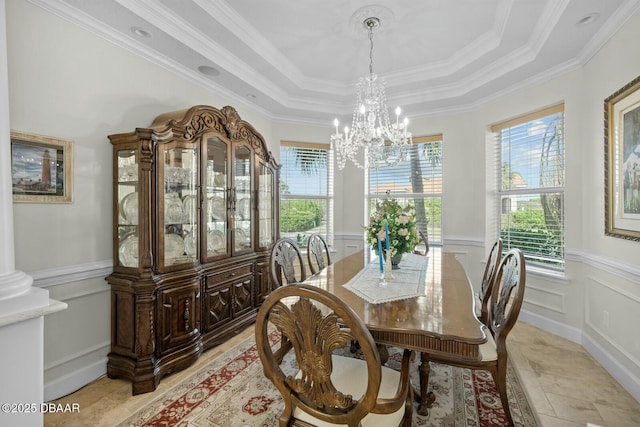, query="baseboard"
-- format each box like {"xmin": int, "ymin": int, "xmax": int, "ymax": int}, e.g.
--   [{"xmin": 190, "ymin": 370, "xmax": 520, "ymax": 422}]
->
[
  {"xmin": 519, "ymin": 309, "xmax": 640, "ymax": 403},
  {"xmin": 582, "ymin": 333, "xmax": 640, "ymax": 403},
  {"xmin": 518, "ymin": 309, "xmax": 583, "ymax": 344},
  {"xmin": 44, "ymin": 357, "xmax": 107, "ymax": 402}
]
